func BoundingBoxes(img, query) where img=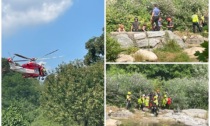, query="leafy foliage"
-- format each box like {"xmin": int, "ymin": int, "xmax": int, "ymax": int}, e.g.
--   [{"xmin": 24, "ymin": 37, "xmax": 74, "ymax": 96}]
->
[
  {"xmin": 107, "ymin": 64, "xmax": 197, "ymax": 80},
  {"xmin": 41, "ymin": 61, "xmax": 104, "ymax": 126},
  {"xmin": 194, "ymin": 41, "xmax": 208, "ymax": 62},
  {"xmin": 106, "ymin": 0, "xmax": 208, "ymax": 32},
  {"xmin": 106, "ymin": 34, "xmax": 123, "ymax": 62},
  {"xmin": 31, "ymin": 108, "xmax": 62, "ymax": 126},
  {"xmin": 2, "ymin": 104, "xmax": 28, "ymax": 126},
  {"xmin": 2, "ymin": 73, "xmax": 40, "ymax": 108},
  {"xmin": 2, "ymin": 58, "xmax": 42, "ymax": 125},
  {"xmin": 107, "ymin": 73, "xmax": 154, "ymax": 107},
  {"xmin": 84, "ymin": 31, "xmax": 104, "ymax": 65},
  {"xmin": 163, "ymin": 77, "xmax": 208, "ymax": 109},
  {"xmin": 106, "ymin": 64, "xmax": 208, "ymax": 110}
]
